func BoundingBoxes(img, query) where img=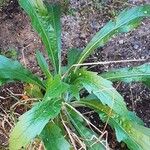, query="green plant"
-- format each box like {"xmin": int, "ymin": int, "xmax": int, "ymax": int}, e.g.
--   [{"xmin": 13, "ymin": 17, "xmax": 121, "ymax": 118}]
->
[{"xmin": 0, "ymin": 0, "xmax": 150, "ymax": 149}]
